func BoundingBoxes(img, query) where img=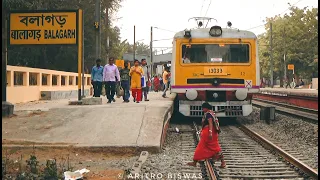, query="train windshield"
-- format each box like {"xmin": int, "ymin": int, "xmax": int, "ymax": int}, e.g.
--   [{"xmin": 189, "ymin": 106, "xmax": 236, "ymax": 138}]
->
[{"xmin": 181, "ymin": 44, "xmax": 250, "ymax": 64}]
